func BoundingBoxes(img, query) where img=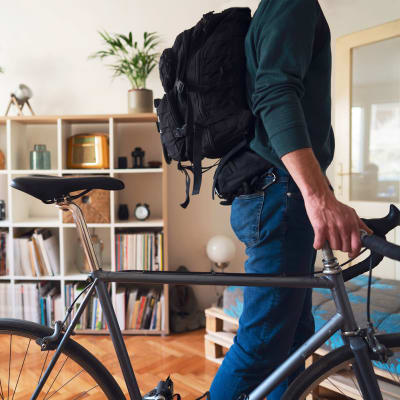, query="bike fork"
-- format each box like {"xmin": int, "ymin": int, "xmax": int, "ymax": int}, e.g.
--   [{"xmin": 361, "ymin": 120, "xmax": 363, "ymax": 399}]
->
[{"xmin": 350, "ymin": 336, "xmax": 383, "ymax": 400}]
